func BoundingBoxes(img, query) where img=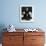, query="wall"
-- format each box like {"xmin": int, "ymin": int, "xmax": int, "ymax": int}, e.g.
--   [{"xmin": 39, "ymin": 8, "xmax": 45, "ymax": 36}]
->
[
  {"xmin": 0, "ymin": 0, "xmax": 46, "ymax": 43},
  {"xmin": 0, "ymin": 0, "xmax": 46, "ymax": 29}
]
